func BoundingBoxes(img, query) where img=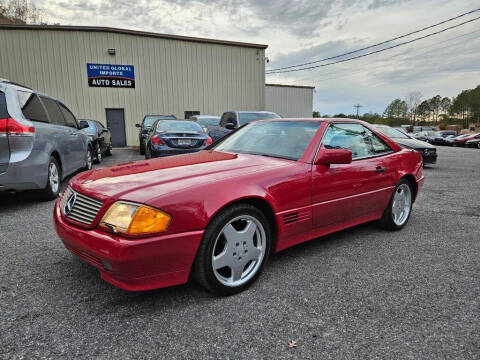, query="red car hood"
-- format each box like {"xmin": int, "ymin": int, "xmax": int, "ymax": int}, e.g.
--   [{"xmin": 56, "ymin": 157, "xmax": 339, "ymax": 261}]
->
[{"xmin": 71, "ymin": 150, "xmax": 292, "ymax": 204}]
